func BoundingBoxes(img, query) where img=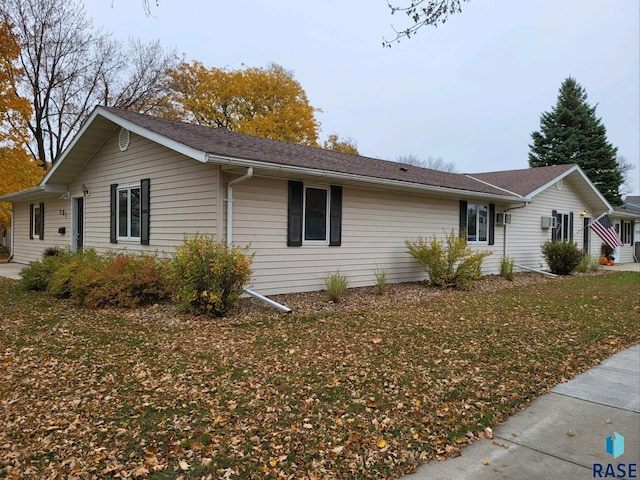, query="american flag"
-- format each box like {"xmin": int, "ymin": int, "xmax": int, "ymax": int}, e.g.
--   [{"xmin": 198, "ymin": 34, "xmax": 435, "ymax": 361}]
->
[{"xmin": 588, "ymin": 214, "xmax": 623, "ymax": 250}]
